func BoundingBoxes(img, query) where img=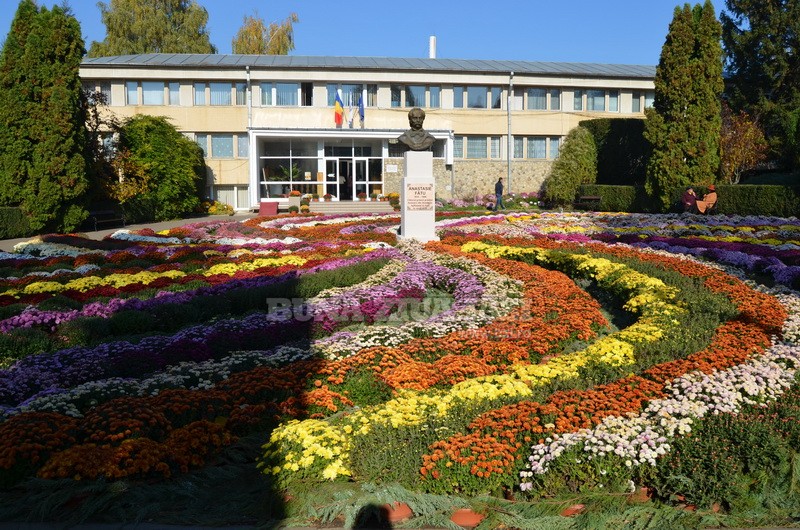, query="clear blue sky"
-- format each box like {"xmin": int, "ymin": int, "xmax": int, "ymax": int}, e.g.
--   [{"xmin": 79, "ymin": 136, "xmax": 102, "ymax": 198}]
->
[{"xmin": 0, "ymin": 0, "xmax": 728, "ymax": 65}]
